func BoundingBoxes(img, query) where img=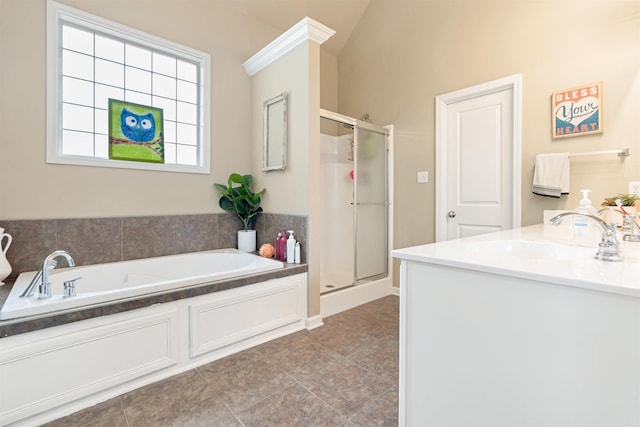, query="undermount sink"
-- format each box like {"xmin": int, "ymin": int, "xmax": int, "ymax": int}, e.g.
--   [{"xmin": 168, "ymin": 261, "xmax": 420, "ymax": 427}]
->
[{"xmin": 465, "ymin": 240, "xmax": 596, "ymax": 261}]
